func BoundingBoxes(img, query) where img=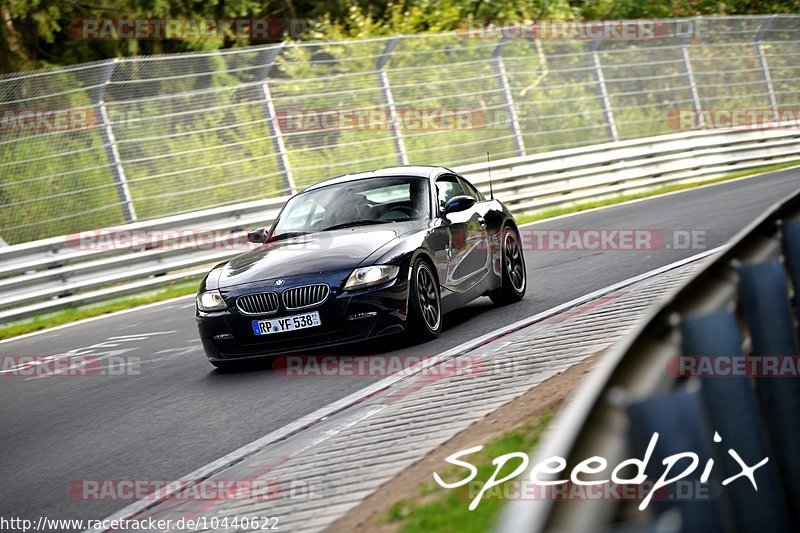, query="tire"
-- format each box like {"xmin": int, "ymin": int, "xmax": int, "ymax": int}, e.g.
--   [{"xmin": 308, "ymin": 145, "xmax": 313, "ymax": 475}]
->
[
  {"xmin": 407, "ymin": 258, "xmax": 443, "ymax": 340},
  {"xmin": 490, "ymin": 227, "xmax": 526, "ymax": 305}
]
